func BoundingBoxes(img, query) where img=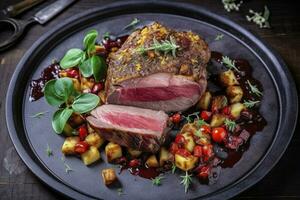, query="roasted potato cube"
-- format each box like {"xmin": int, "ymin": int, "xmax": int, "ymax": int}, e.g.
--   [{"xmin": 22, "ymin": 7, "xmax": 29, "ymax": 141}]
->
[
  {"xmin": 219, "ymin": 70, "xmax": 239, "ymax": 86},
  {"xmin": 61, "ymin": 136, "xmax": 79, "ymax": 155},
  {"xmin": 72, "ymin": 78, "xmax": 81, "ymax": 92},
  {"xmin": 175, "ymin": 154, "xmax": 198, "ymax": 171},
  {"xmin": 62, "ymin": 123, "xmax": 74, "ymax": 136},
  {"xmin": 128, "ymin": 148, "xmax": 142, "ymax": 158},
  {"xmin": 210, "ymin": 114, "xmax": 226, "ymax": 127},
  {"xmin": 105, "ymin": 142, "xmax": 122, "ymax": 163},
  {"xmin": 230, "ymin": 103, "xmax": 246, "ymax": 119},
  {"xmin": 145, "ymin": 155, "xmax": 159, "ymax": 168},
  {"xmin": 197, "ymin": 91, "xmax": 212, "ymax": 110},
  {"xmin": 81, "ymin": 146, "xmax": 101, "ymax": 165},
  {"xmin": 182, "ymin": 133, "xmax": 195, "ymax": 152},
  {"xmin": 226, "ymin": 86, "xmax": 243, "ymax": 103},
  {"xmin": 81, "ymin": 77, "xmax": 95, "ymax": 91},
  {"xmin": 85, "ymin": 133, "xmax": 104, "ymax": 148},
  {"xmin": 101, "ymin": 168, "xmax": 117, "ymax": 186},
  {"xmin": 211, "ymin": 95, "xmax": 228, "ymax": 112},
  {"xmin": 68, "ymin": 113, "xmax": 85, "ymax": 128},
  {"xmin": 159, "ymin": 147, "xmax": 172, "ymax": 166}
]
